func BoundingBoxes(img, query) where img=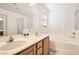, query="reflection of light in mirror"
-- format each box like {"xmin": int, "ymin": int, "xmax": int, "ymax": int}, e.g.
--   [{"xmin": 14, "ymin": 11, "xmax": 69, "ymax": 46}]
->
[
  {"xmin": 0, "ymin": 18, "xmax": 3, "ymax": 21},
  {"xmin": 28, "ymin": 3, "xmax": 37, "ymax": 7}
]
